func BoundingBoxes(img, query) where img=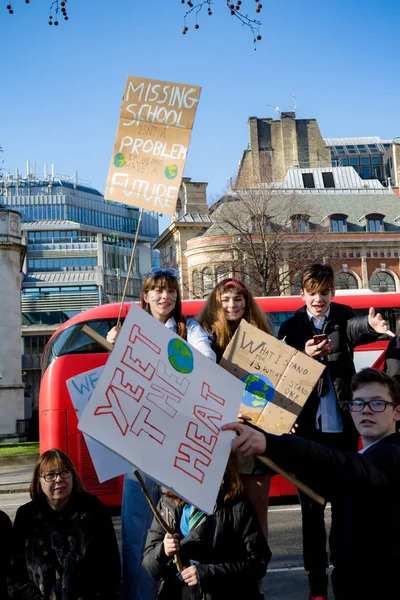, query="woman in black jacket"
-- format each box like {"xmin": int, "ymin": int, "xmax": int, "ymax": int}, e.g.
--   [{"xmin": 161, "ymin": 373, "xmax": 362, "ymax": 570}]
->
[
  {"xmin": 142, "ymin": 457, "xmax": 270, "ymax": 600},
  {"xmin": 8, "ymin": 449, "xmax": 121, "ymax": 600}
]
